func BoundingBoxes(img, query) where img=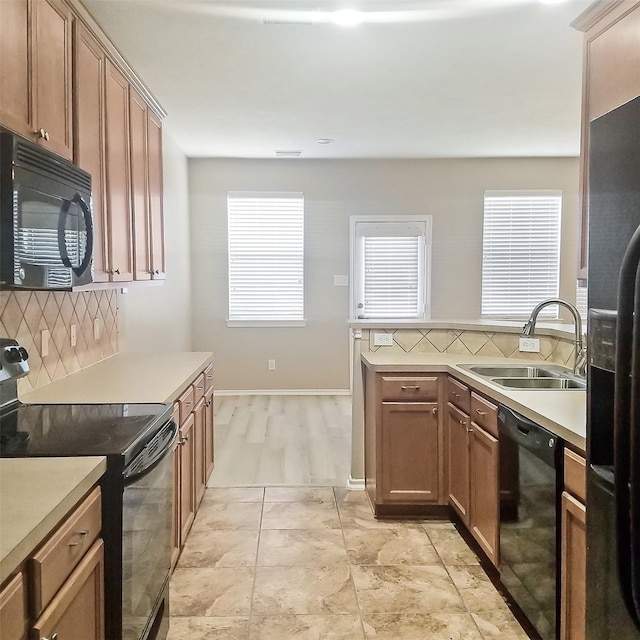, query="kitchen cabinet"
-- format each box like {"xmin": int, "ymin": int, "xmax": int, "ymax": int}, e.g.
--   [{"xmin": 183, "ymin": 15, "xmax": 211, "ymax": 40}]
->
[
  {"xmin": 0, "ymin": 486, "xmax": 104, "ymax": 640},
  {"xmin": 147, "ymin": 110, "xmax": 166, "ymax": 280},
  {"xmin": 204, "ymin": 383, "xmax": 215, "ymax": 481},
  {"xmin": 364, "ymin": 370, "xmax": 445, "ymax": 516},
  {"xmin": 561, "ymin": 448, "xmax": 587, "ymax": 640},
  {"xmin": 446, "ymin": 379, "xmax": 499, "ymax": 566},
  {"xmin": 572, "ymin": 0, "xmax": 640, "ymax": 279},
  {"xmin": 0, "ymin": 0, "xmax": 74, "ymax": 159}
]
